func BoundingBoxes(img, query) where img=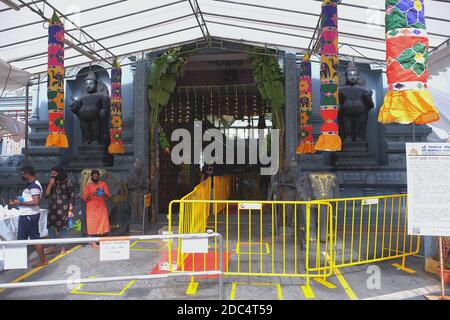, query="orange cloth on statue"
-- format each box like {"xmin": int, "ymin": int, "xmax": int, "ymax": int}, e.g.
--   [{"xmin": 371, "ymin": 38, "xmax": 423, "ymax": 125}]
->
[{"xmin": 83, "ymin": 181, "xmax": 110, "ymax": 235}]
